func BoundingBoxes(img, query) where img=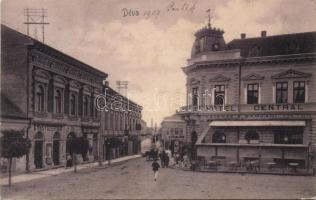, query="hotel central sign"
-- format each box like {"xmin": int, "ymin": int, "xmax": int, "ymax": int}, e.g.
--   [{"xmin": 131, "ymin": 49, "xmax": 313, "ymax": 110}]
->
[
  {"xmin": 253, "ymin": 104, "xmax": 303, "ymax": 111},
  {"xmin": 179, "ymin": 103, "xmax": 304, "ymax": 112}
]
